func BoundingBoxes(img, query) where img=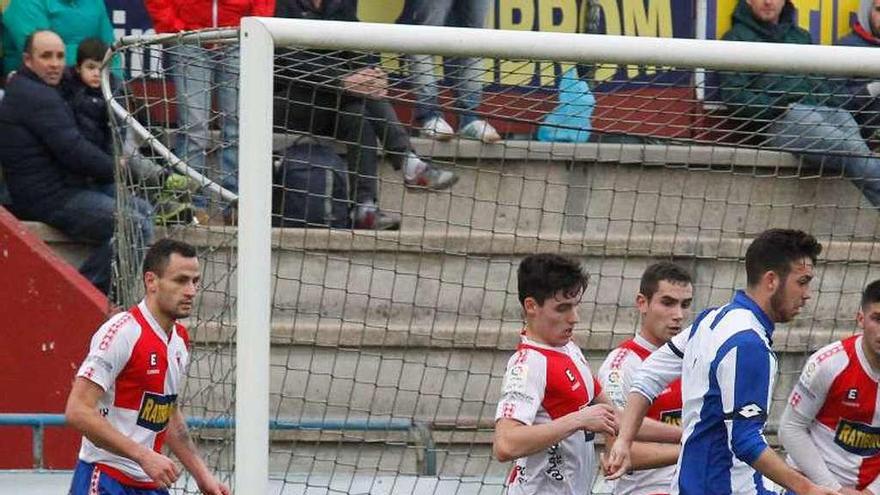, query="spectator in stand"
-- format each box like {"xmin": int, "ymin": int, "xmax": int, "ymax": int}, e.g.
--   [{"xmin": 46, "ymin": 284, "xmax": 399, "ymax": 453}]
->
[
  {"xmin": 62, "ymin": 38, "xmax": 195, "ymax": 225},
  {"xmin": 837, "ymin": 0, "xmax": 880, "ymax": 143},
  {"xmin": 274, "ymin": 0, "xmax": 459, "ymax": 230},
  {"xmin": 2, "ymin": 0, "xmax": 117, "ymax": 76},
  {"xmin": 0, "ymin": 30, "xmax": 153, "ymax": 294},
  {"xmin": 145, "ymin": 0, "xmax": 275, "ymax": 224},
  {"xmin": 406, "ymin": 0, "xmax": 501, "ymax": 143},
  {"xmin": 720, "ymin": 0, "xmax": 880, "ymax": 208}
]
